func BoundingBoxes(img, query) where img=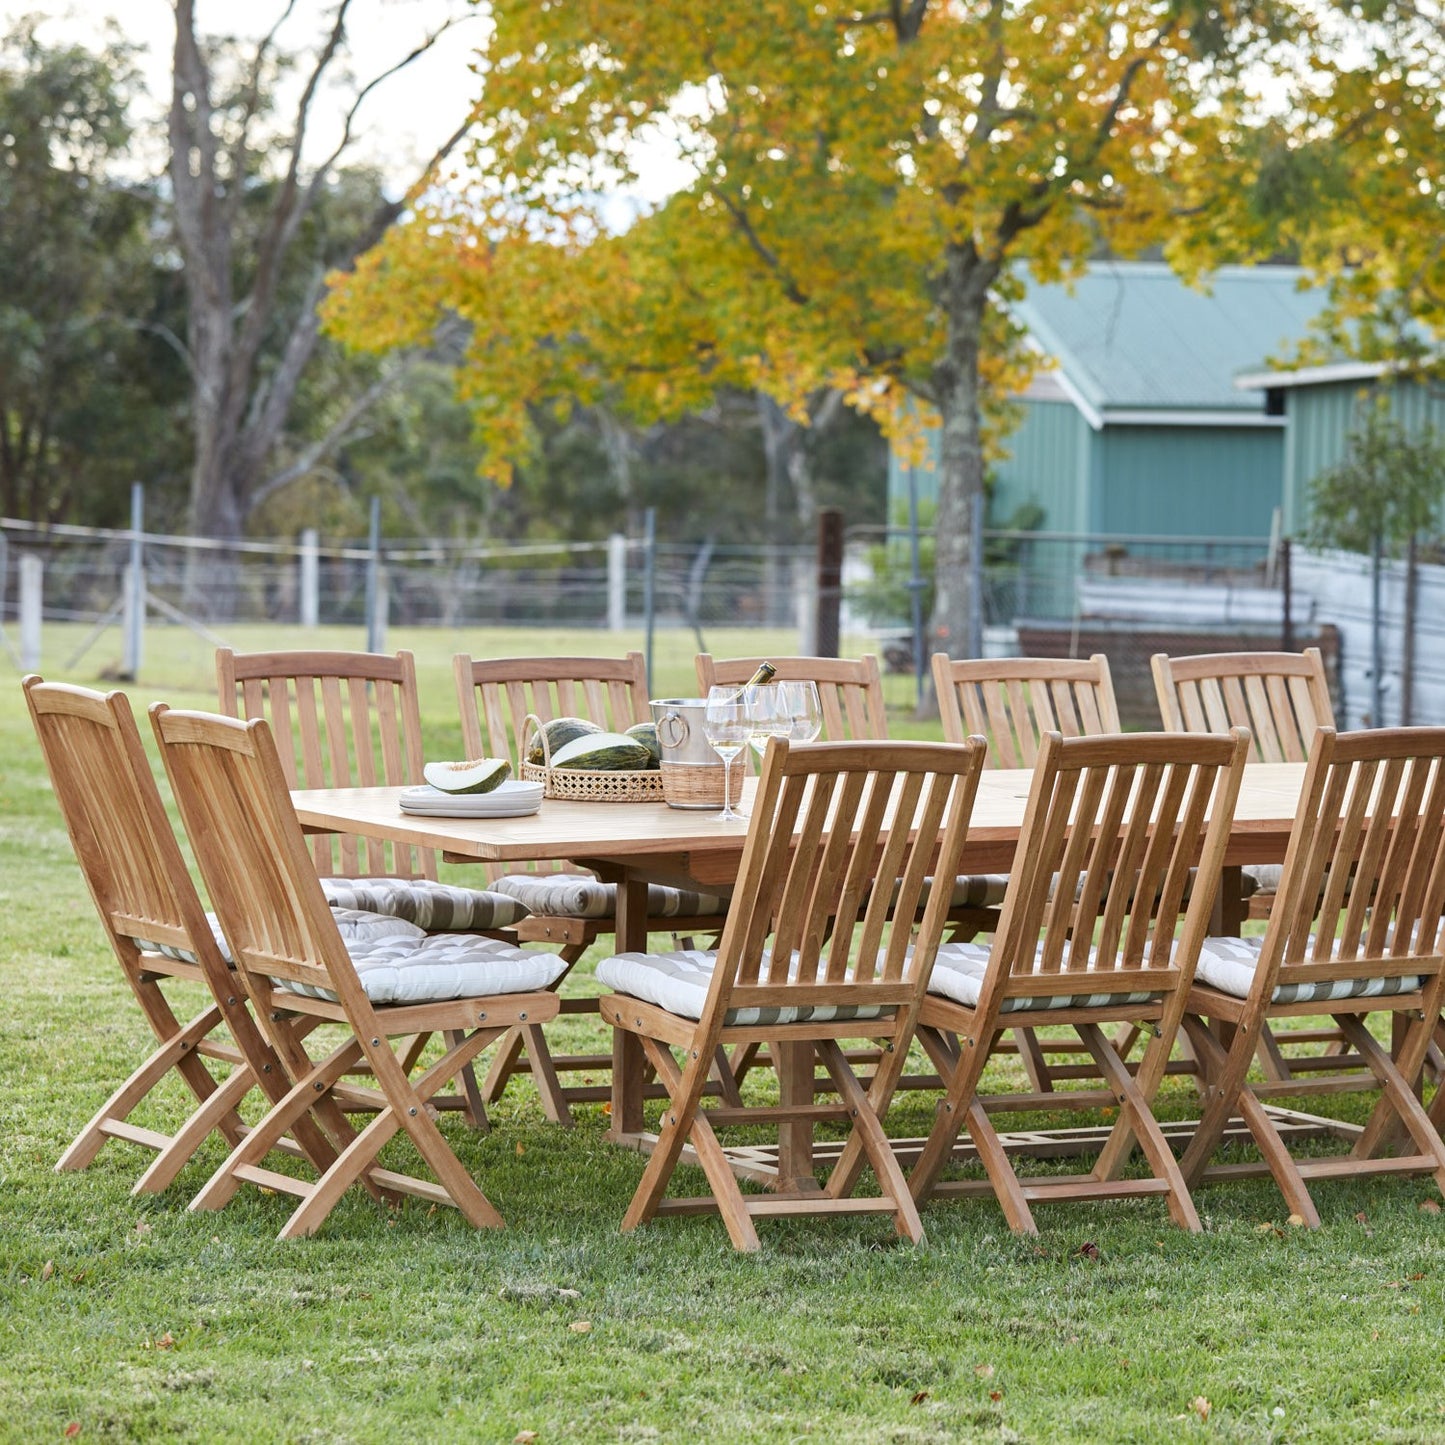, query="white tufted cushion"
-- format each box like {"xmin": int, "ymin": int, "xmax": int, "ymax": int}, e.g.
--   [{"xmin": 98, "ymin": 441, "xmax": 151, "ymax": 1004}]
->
[
  {"xmin": 1195, "ymin": 934, "xmax": 1422, "ymax": 1005},
  {"xmin": 928, "ymin": 940, "xmax": 1161, "ymax": 1013},
  {"xmin": 492, "ymin": 873, "xmax": 728, "ymax": 921},
  {"xmin": 597, "ymin": 948, "xmax": 892, "ymax": 1026},
  {"xmin": 320, "ymin": 877, "xmax": 531, "ymax": 932},
  {"xmin": 137, "ymin": 908, "xmax": 420, "ymax": 965},
  {"xmin": 276, "ymin": 932, "xmax": 568, "ymax": 1006}
]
